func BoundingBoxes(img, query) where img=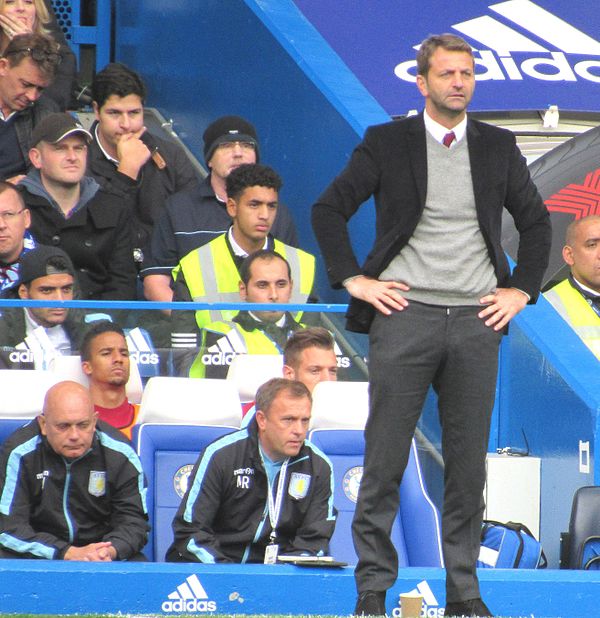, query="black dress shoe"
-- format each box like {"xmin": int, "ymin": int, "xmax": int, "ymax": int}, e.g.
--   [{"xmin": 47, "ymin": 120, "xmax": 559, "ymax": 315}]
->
[
  {"xmin": 354, "ymin": 590, "xmax": 387, "ymax": 616},
  {"xmin": 444, "ymin": 597, "xmax": 493, "ymax": 617}
]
